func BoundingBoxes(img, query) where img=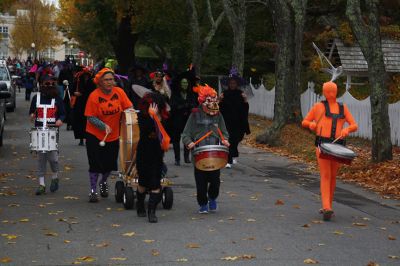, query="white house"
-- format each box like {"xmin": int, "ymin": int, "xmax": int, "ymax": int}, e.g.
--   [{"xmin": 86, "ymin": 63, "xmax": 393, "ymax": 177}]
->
[{"xmin": 0, "ymin": 10, "xmax": 79, "ymax": 61}]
